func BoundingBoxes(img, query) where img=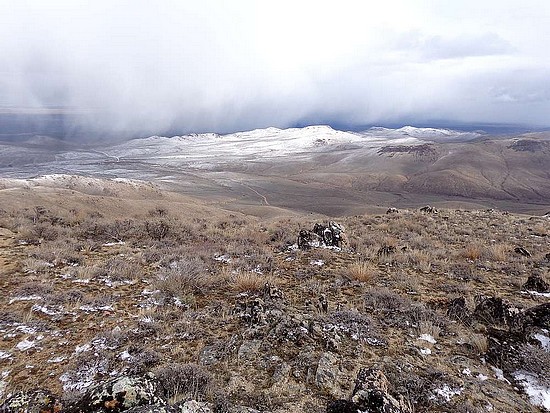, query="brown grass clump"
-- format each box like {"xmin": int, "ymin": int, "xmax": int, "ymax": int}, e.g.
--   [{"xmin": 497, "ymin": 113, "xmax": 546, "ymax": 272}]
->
[
  {"xmin": 231, "ymin": 271, "xmax": 266, "ymax": 292},
  {"xmin": 469, "ymin": 333, "xmax": 488, "ymax": 355},
  {"xmin": 461, "ymin": 244, "xmax": 483, "ymax": 260},
  {"xmin": 347, "ymin": 260, "xmax": 375, "ymax": 282},
  {"xmin": 155, "ymin": 258, "xmax": 217, "ymax": 297}
]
